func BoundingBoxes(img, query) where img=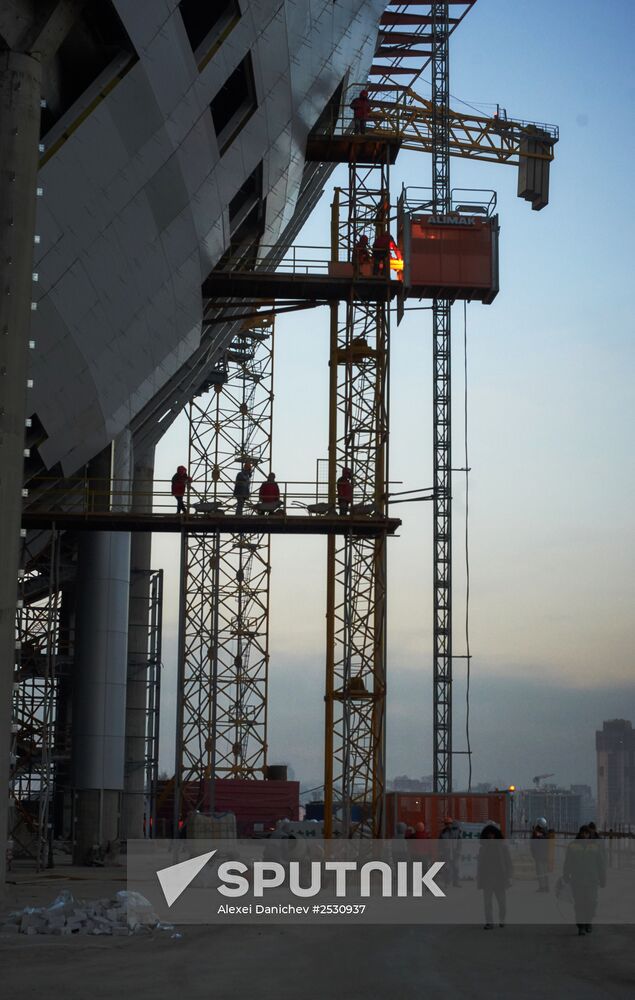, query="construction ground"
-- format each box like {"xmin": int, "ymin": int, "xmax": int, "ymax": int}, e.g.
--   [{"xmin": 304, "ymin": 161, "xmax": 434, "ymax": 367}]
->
[{"xmin": 2, "ymin": 871, "xmax": 634, "ymax": 999}]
